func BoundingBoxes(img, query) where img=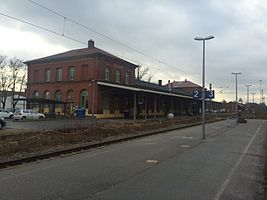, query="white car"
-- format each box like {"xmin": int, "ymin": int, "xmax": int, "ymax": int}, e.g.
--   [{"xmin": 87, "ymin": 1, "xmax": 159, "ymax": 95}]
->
[
  {"xmin": 13, "ymin": 109, "xmax": 45, "ymax": 120},
  {"xmin": 0, "ymin": 109, "xmax": 14, "ymax": 119}
]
